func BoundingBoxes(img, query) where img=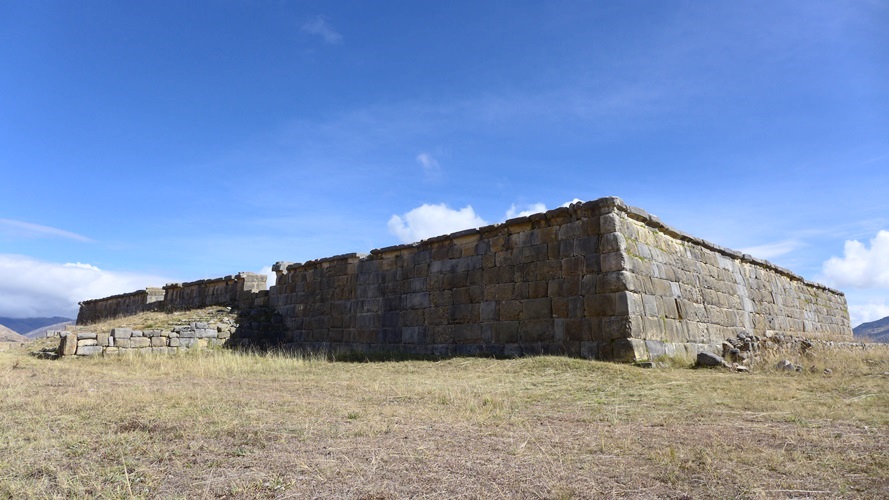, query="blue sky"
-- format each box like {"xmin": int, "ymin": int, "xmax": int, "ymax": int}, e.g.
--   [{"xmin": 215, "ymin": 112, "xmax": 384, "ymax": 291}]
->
[{"xmin": 1, "ymin": 1, "xmax": 887, "ymax": 326}]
